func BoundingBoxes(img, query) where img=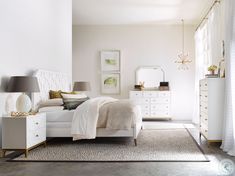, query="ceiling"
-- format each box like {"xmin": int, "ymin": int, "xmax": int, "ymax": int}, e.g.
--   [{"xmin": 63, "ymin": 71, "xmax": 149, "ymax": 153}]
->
[{"xmin": 72, "ymin": 0, "xmax": 214, "ymax": 25}]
